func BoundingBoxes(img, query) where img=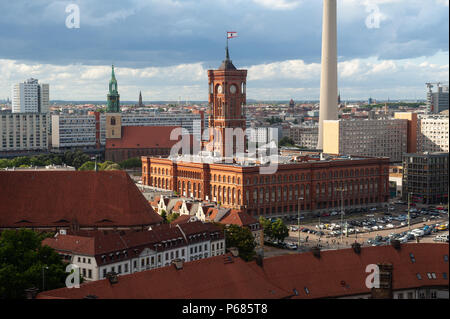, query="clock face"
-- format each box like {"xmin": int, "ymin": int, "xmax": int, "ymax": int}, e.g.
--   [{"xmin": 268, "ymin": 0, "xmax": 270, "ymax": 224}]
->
[
  {"xmin": 230, "ymin": 84, "xmax": 237, "ymax": 94},
  {"xmin": 217, "ymin": 85, "xmax": 223, "ymax": 94}
]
